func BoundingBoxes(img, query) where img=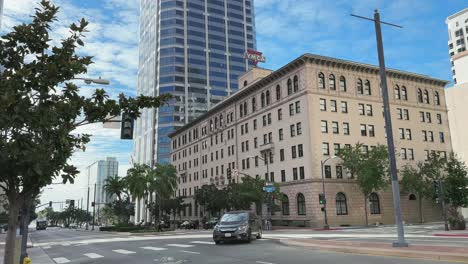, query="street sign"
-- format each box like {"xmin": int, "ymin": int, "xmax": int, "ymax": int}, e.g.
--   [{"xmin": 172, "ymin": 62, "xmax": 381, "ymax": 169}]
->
[{"xmin": 263, "ymin": 185, "xmax": 276, "ymax": 193}]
